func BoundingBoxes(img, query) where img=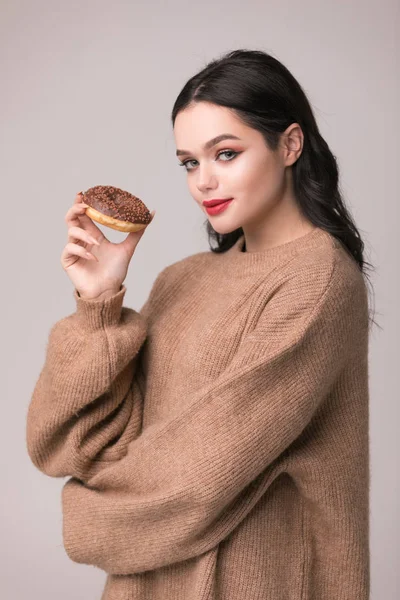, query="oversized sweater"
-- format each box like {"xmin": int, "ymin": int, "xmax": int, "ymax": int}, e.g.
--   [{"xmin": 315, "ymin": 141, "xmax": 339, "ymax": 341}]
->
[{"xmin": 26, "ymin": 226, "xmax": 370, "ymax": 600}]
